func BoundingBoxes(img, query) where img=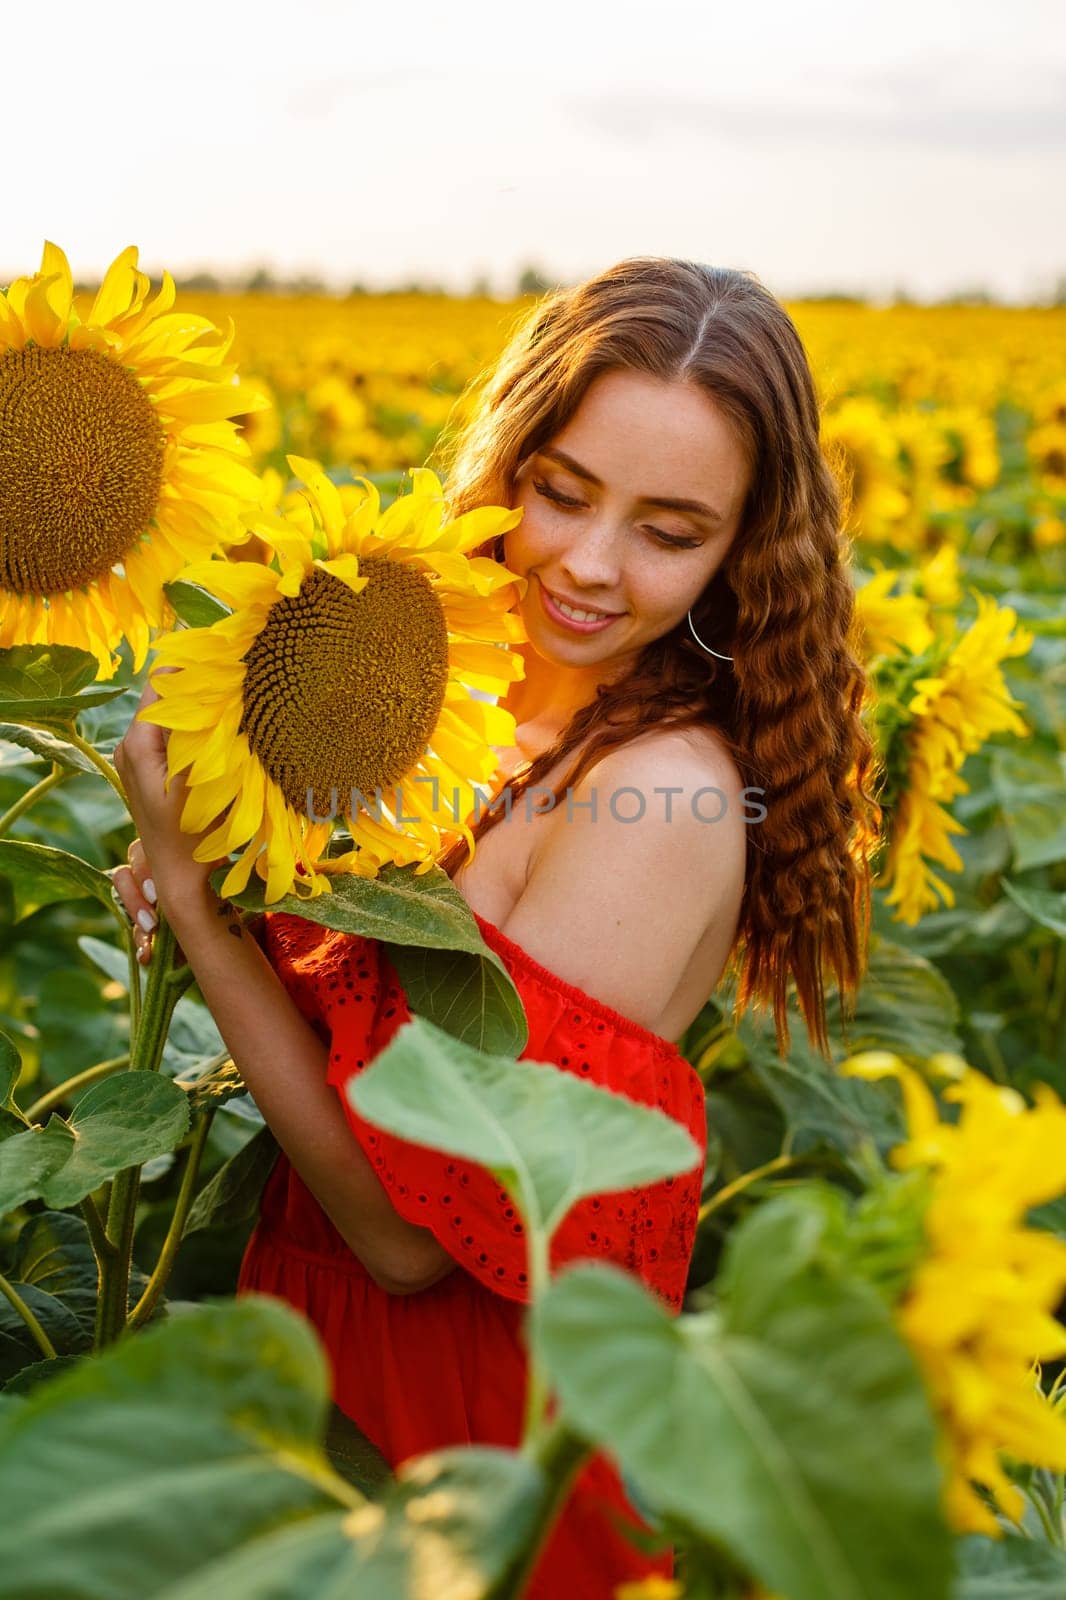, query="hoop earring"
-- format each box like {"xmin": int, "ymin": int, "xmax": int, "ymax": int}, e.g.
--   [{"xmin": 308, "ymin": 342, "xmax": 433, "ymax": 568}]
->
[{"xmin": 686, "ymin": 610, "xmax": 734, "ymax": 663}]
